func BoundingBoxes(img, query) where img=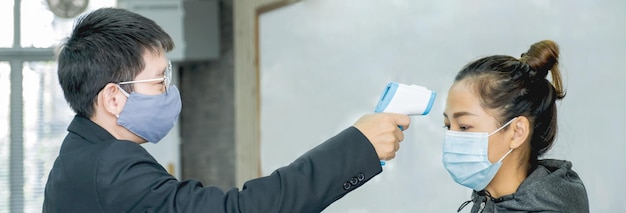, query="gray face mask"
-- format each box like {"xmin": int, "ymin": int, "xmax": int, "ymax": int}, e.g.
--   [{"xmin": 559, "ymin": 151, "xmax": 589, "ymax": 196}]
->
[{"xmin": 116, "ymin": 85, "xmax": 182, "ymax": 143}]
